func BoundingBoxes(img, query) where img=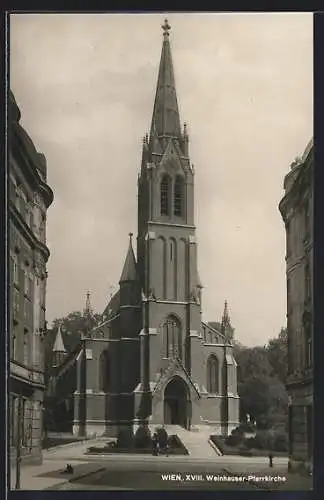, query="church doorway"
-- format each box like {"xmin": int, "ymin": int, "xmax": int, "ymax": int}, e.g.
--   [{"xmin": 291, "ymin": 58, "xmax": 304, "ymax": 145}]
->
[{"xmin": 163, "ymin": 376, "xmax": 190, "ymax": 429}]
